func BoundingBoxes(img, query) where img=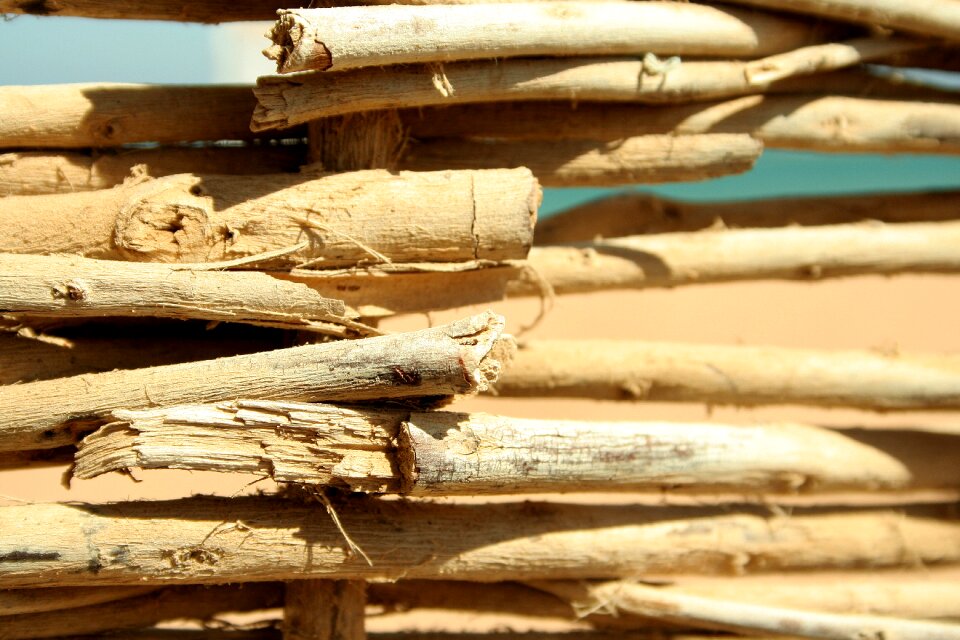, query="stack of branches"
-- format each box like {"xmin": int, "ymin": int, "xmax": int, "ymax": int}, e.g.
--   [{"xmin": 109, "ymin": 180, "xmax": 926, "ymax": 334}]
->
[{"xmin": 2, "ymin": 1, "xmax": 960, "ymax": 640}]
